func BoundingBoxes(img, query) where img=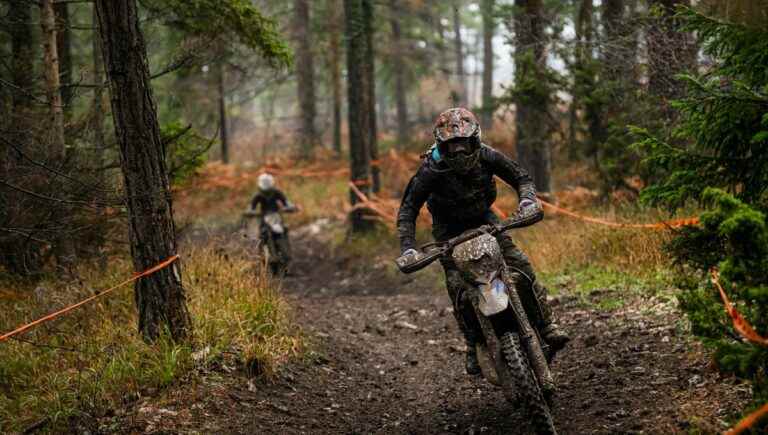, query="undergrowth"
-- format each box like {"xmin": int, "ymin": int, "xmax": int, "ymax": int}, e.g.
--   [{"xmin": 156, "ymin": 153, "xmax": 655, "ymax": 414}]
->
[{"xmin": 0, "ymin": 248, "xmax": 300, "ymax": 433}]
